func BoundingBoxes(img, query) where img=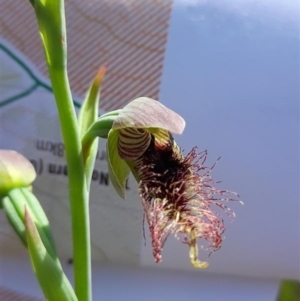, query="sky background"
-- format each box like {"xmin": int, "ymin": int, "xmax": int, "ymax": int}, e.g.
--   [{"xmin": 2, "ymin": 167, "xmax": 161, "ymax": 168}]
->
[{"xmin": 154, "ymin": 0, "xmax": 299, "ymax": 279}]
